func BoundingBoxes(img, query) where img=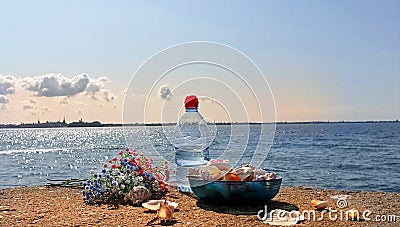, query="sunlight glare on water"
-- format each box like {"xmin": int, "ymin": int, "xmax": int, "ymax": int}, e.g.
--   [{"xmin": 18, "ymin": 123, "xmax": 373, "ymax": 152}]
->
[{"xmin": 0, "ymin": 123, "xmax": 399, "ymax": 193}]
